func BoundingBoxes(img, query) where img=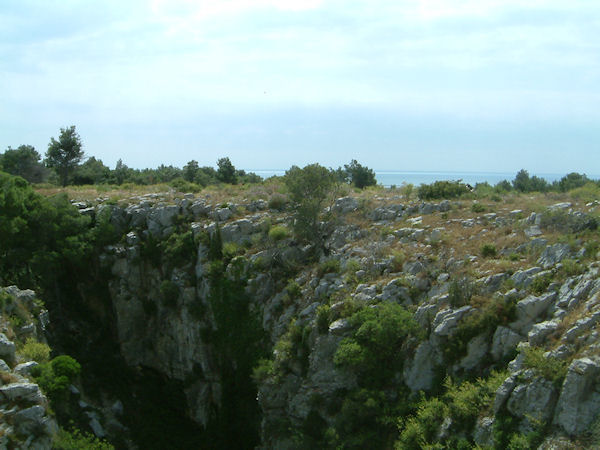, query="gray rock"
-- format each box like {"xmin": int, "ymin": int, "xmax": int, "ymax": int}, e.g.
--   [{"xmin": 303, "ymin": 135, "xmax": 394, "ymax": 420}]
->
[
  {"xmin": 528, "ymin": 320, "xmax": 560, "ymax": 346},
  {"xmin": 491, "ymin": 326, "xmax": 523, "ymax": 361},
  {"xmin": 506, "ymin": 377, "xmax": 558, "ymax": 429},
  {"xmin": 0, "ymin": 359, "xmax": 10, "ymax": 372},
  {"xmin": 494, "ymin": 374, "xmax": 518, "ymax": 413},
  {"xmin": 478, "ymin": 272, "xmax": 508, "ymax": 294},
  {"xmin": 0, "ymin": 382, "xmax": 45, "ymax": 405},
  {"xmin": 328, "ymin": 319, "xmax": 351, "ymax": 336},
  {"xmin": 12, "ymin": 405, "xmax": 47, "ymax": 436},
  {"xmin": 510, "ymin": 292, "xmax": 556, "ymax": 334},
  {"xmin": 525, "ymin": 225, "xmax": 543, "ymax": 237},
  {"xmin": 511, "ymin": 267, "xmax": 542, "ymax": 289},
  {"xmin": 403, "ymin": 341, "xmax": 440, "ymax": 392},
  {"xmin": 333, "ymin": 197, "xmax": 359, "ymax": 214},
  {"xmin": 13, "ymin": 361, "xmax": 39, "ymax": 377},
  {"xmin": 473, "ymin": 416, "xmax": 494, "ymax": 447},
  {"xmin": 457, "ymin": 333, "xmax": 488, "ymax": 371},
  {"xmin": 538, "ymin": 243, "xmax": 571, "ymax": 269},
  {"xmin": 553, "ymin": 358, "xmax": 600, "ymax": 435},
  {"xmin": 0, "ymin": 333, "xmax": 16, "ymax": 364},
  {"xmin": 433, "ymin": 306, "xmax": 473, "ymax": 337}
]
